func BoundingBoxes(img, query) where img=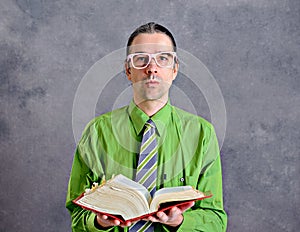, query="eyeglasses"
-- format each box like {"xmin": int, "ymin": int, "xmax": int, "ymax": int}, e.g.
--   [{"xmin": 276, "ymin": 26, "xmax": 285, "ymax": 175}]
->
[{"xmin": 127, "ymin": 52, "xmax": 177, "ymax": 69}]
